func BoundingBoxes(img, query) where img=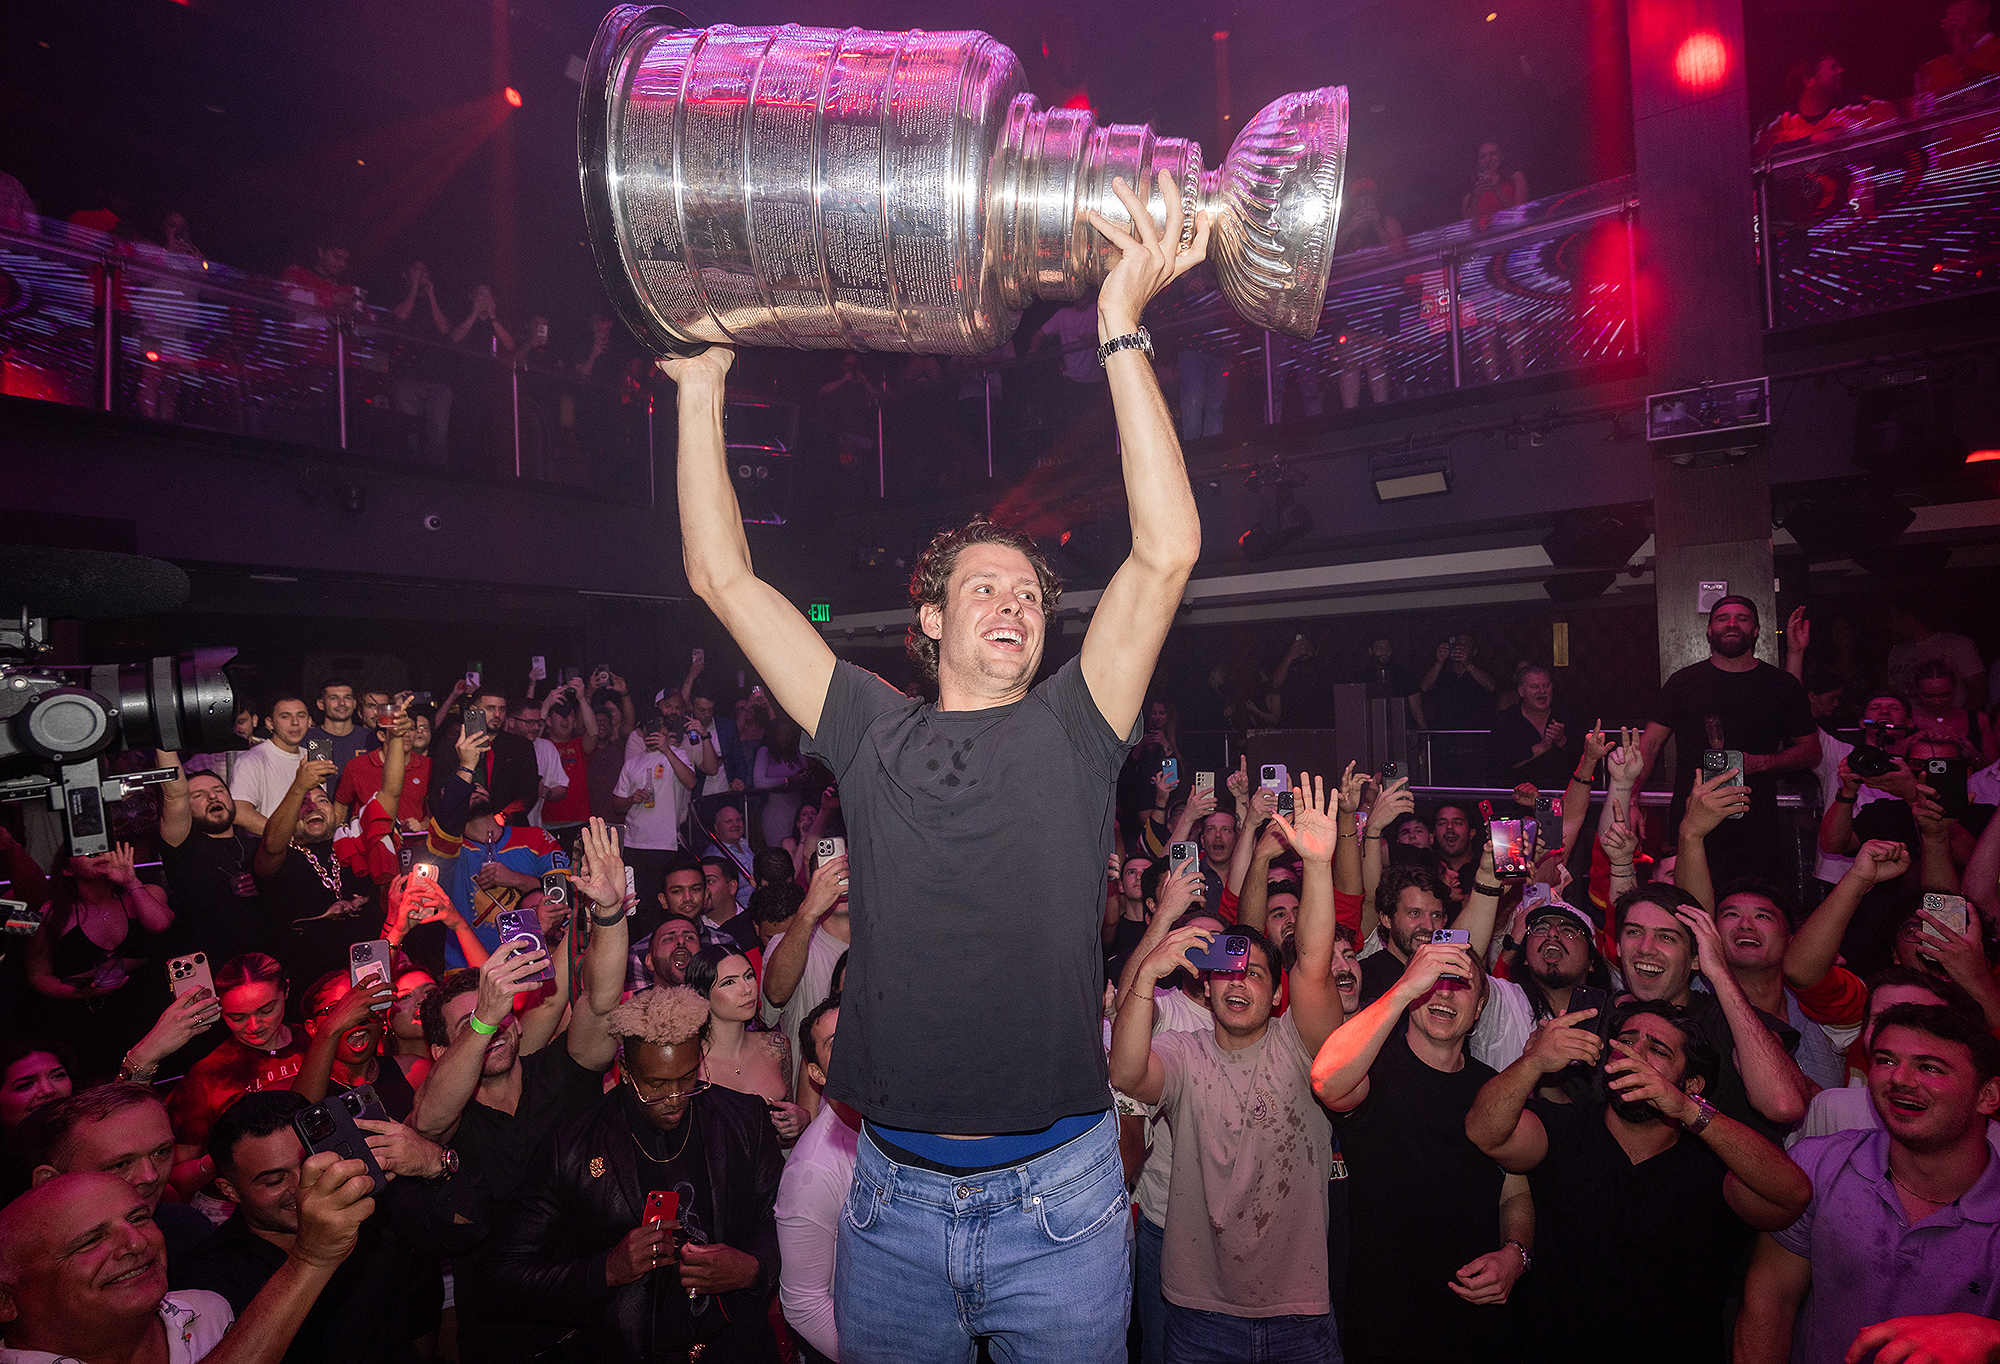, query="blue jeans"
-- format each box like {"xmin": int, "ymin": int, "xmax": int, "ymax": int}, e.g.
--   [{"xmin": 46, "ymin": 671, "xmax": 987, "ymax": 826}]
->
[
  {"xmin": 1164, "ymin": 1303, "xmax": 1338, "ymax": 1364},
  {"xmin": 834, "ymin": 1110, "xmax": 1132, "ymax": 1364},
  {"xmin": 1135, "ymin": 1214, "xmax": 1167, "ymax": 1364}
]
